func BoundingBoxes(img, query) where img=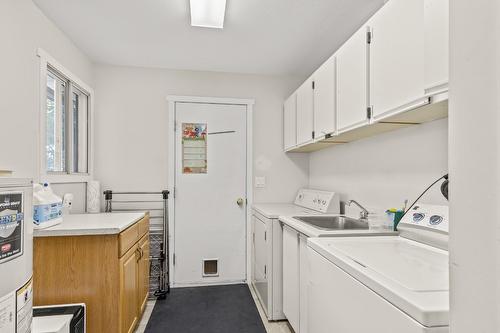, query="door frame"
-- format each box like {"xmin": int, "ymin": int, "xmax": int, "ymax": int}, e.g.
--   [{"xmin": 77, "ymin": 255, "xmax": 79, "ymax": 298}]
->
[{"xmin": 166, "ymin": 95, "xmax": 255, "ymax": 288}]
